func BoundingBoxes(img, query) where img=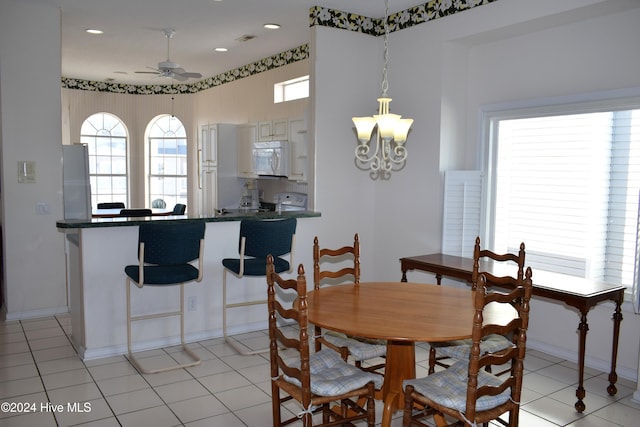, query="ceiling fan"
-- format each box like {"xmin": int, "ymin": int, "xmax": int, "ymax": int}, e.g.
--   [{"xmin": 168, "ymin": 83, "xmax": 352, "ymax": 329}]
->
[{"xmin": 135, "ymin": 29, "xmax": 202, "ymax": 82}]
